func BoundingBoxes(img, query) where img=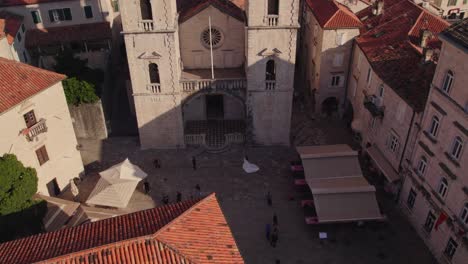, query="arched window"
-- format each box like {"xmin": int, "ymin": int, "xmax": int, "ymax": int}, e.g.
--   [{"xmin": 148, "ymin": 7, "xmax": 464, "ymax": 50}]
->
[
  {"xmin": 460, "ymin": 203, "xmax": 468, "ymax": 225},
  {"xmin": 140, "ymin": 0, "xmax": 153, "ymax": 20},
  {"xmin": 149, "ymin": 63, "xmax": 160, "ymax": 83},
  {"xmin": 266, "ymin": 59, "xmax": 276, "ymax": 81},
  {"xmin": 378, "ymin": 84, "xmax": 385, "ymax": 98},
  {"xmin": 442, "ymin": 70, "xmax": 454, "ymax": 94},
  {"xmin": 428, "ymin": 116, "xmax": 440, "ymax": 137},
  {"xmin": 268, "ymin": 0, "xmax": 279, "ymax": 15},
  {"xmin": 450, "ymin": 136, "xmax": 463, "ymax": 160},
  {"xmin": 417, "ymin": 156, "xmax": 427, "ymax": 176},
  {"xmin": 438, "ymin": 177, "xmax": 449, "ymax": 198}
]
